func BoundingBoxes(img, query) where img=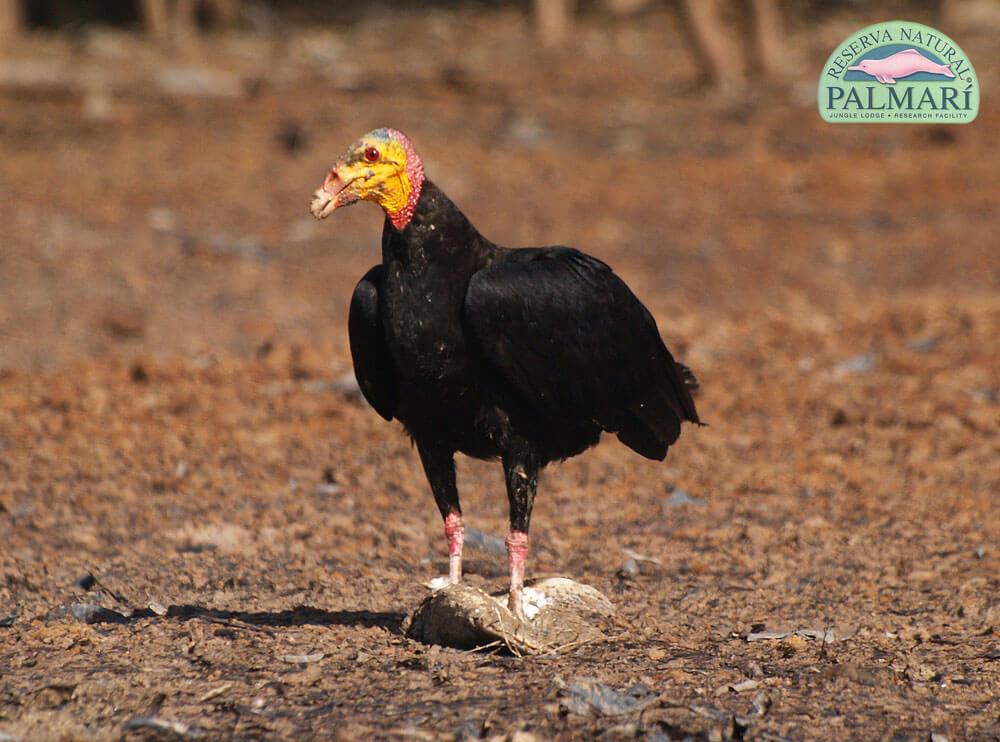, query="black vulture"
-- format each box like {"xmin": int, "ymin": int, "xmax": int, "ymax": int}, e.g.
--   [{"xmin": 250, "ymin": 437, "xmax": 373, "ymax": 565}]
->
[{"xmin": 310, "ymin": 128, "xmax": 700, "ymax": 617}]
